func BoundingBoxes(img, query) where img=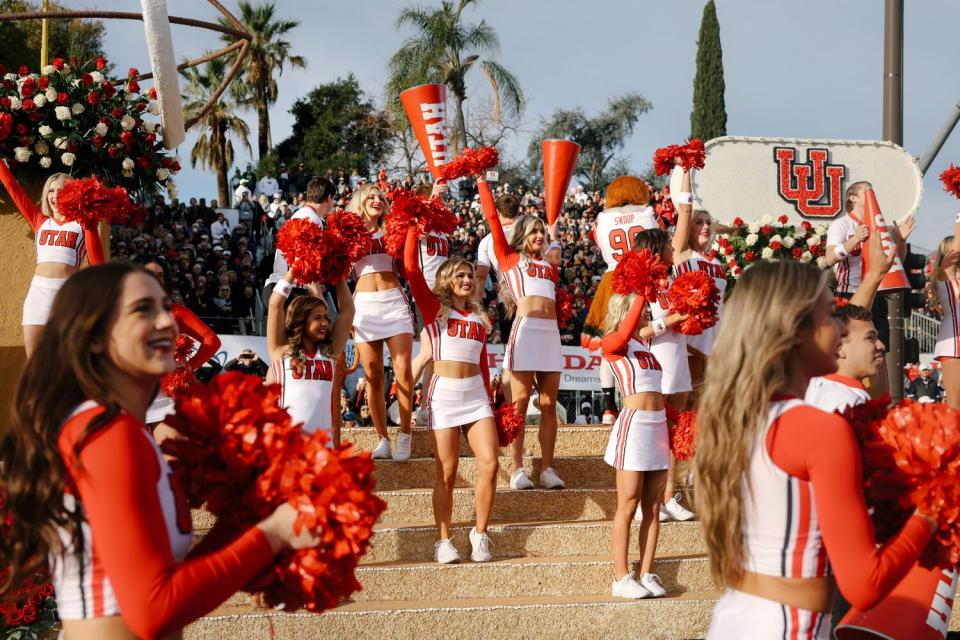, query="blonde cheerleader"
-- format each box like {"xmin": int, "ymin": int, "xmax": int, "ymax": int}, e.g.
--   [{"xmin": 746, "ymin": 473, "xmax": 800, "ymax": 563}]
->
[{"xmin": 925, "ymin": 214, "xmax": 960, "ymax": 408}]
